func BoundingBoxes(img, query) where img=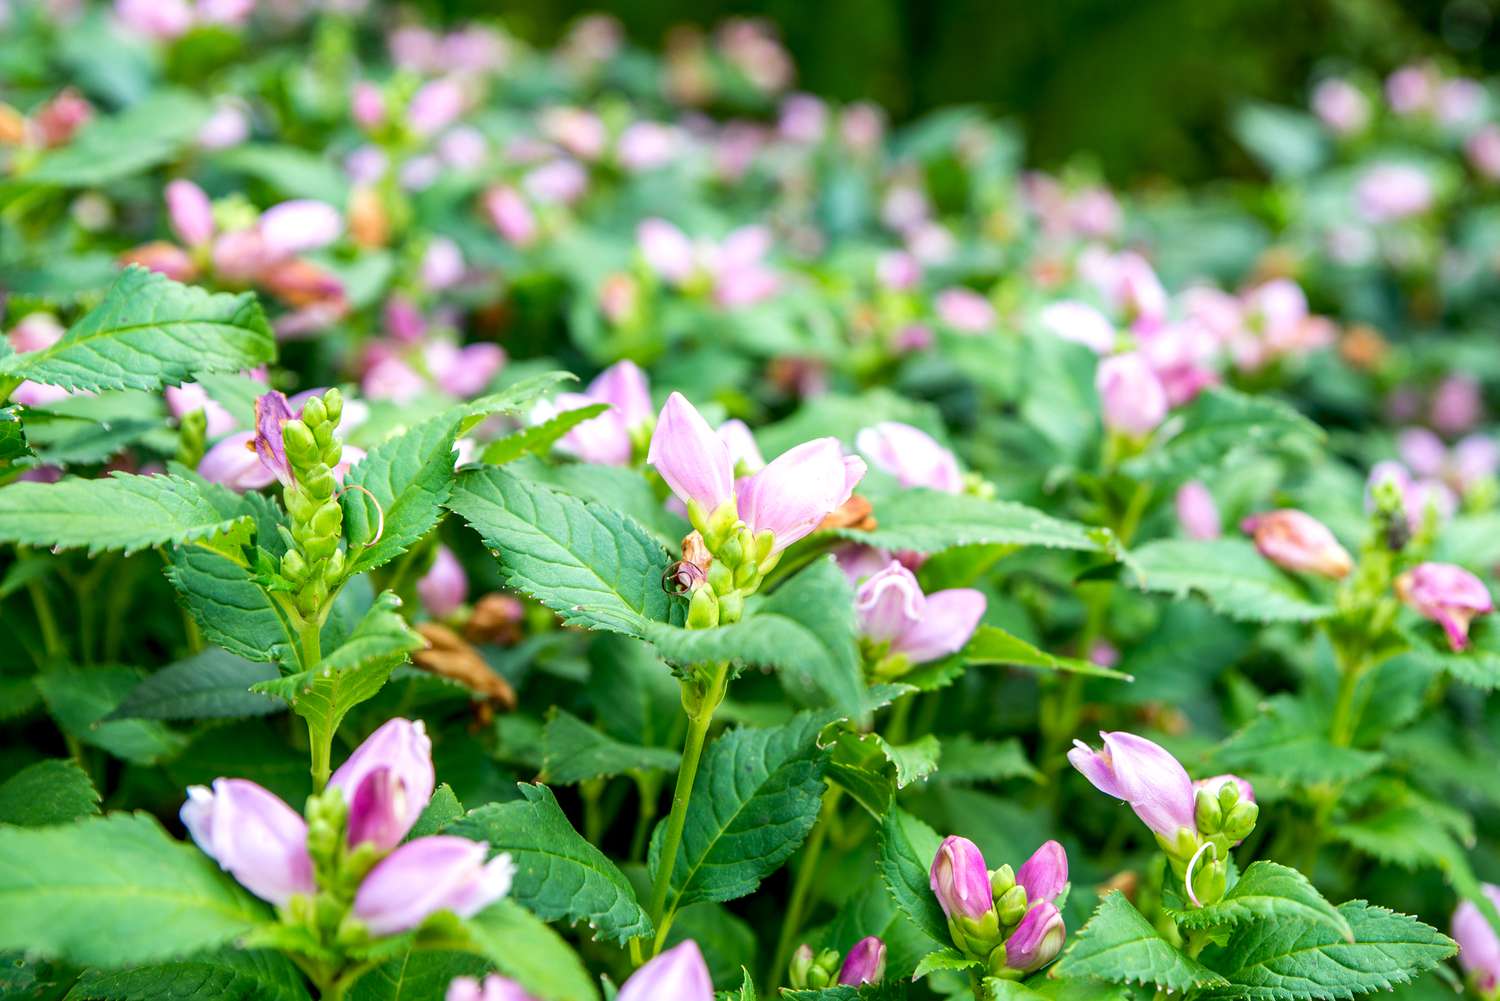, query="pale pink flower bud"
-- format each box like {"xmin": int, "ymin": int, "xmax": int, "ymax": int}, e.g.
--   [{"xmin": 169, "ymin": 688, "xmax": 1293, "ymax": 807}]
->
[
  {"xmin": 1015, "ymin": 840, "xmax": 1069, "ymax": 903},
  {"xmin": 211, "ymin": 228, "xmax": 270, "ymax": 283},
  {"xmin": 439, "ymin": 126, "xmax": 488, "ymax": 171},
  {"xmin": 1175, "ymin": 481, "xmax": 1221, "ymax": 540},
  {"xmin": 259, "ymin": 200, "xmax": 342, "ymax": 258},
  {"xmin": 855, "ymin": 560, "xmax": 985, "ymax": 664},
  {"xmin": 935, "ymin": 287, "xmax": 995, "ymax": 333},
  {"xmin": 929, "ymin": 835, "xmax": 992, "ymax": 920},
  {"xmin": 353, "ymin": 836, "xmax": 514, "ymax": 936},
  {"xmin": 736, "ymin": 438, "xmax": 866, "ymax": 553},
  {"xmin": 875, "ymin": 250, "xmax": 920, "ymax": 292},
  {"xmin": 483, "ymin": 187, "xmax": 538, "ymax": 247},
  {"xmin": 616, "ymin": 941, "xmax": 713, "ymax": 1001},
  {"xmin": 1396, "ymin": 562, "xmax": 1494, "ymax": 652},
  {"xmin": 198, "ymin": 431, "xmax": 275, "ymax": 491},
  {"xmin": 1097, "ymin": 352, "xmax": 1168, "ymax": 437},
  {"xmin": 352, "ymin": 82, "xmax": 385, "ymax": 129},
  {"xmin": 840, "ymin": 102, "xmax": 885, "ymax": 155},
  {"xmin": 418, "ymin": 546, "xmax": 469, "ymax": 620},
  {"xmin": 121, "ymin": 242, "xmax": 197, "ymax": 283},
  {"xmin": 198, "ymin": 102, "xmax": 250, "ymax": 150},
  {"xmin": 856, "ymin": 421, "xmax": 963, "ymax": 493},
  {"xmin": 1004, "ymin": 901, "xmax": 1065, "ymax": 972},
  {"xmin": 1454, "ymin": 435, "xmax": 1499, "ymax": 492},
  {"xmin": 1356, "ymin": 164, "xmax": 1433, "ymax": 223},
  {"xmin": 637, "ymin": 218, "xmax": 696, "ymax": 285},
  {"xmin": 838, "ymin": 936, "xmax": 886, "ymax": 986},
  {"xmin": 180, "ymin": 778, "xmax": 315, "ymax": 906},
  {"xmin": 11, "ymin": 381, "xmax": 70, "ymax": 408},
  {"xmin": 1398, "ymin": 427, "xmax": 1448, "ymax": 478},
  {"xmin": 588, "ymin": 360, "xmax": 653, "ymax": 430},
  {"xmin": 362, "ymin": 355, "xmax": 426, "ymax": 404},
  {"xmin": 1241, "ymin": 509, "xmax": 1353, "ymax": 579},
  {"xmin": 166, "ymin": 382, "xmax": 237, "ymax": 438},
  {"xmin": 1432, "ymin": 375, "xmax": 1483, "ymax": 436},
  {"xmin": 1312, "ymin": 78, "xmax": 1370, "ymax": 135},
  {"xmin": 1387, "ymin": 64, "xmax": 1436, "ymax": 116},
  {"xmin": 541, "ymin": 392, "xmax": 633, "ymax": 467},
  {"xmin": 408, "ymin": 78, "xmax": 466, "ymax": 137},
  {"xmin": 778, "ymin": 93, "xmax": 827, "ymax": 143},
  {"xmin": 330, "ymin": 718, "xmax": 436, "ymax": 852},
  {"xmin": 1194, "ymin": 774, "xmax": 1255, "ymax": 804},
  {"xmin": 523, "ymin": 159, "xmax": 587, "ymax": 206},
  {"xmin": 165, "ymin": 179, "xmax": 215, "ymax": 247},
  {"xmin": 421, "ymin": 237, "xmax": 465, "ymax": 291},
  {"xmin": 196, "ymin": 0, "xmax": 253, "ymax": 27},
  {"xmin": 1068, "ymin": 731, "xmax": 1196, "ymax": 839},
  {"xmin": 1468, "ymin": 125, "xmax": 1500, "ymax": 181},
  {"xmin": 617, "ymin": 121, "xmax": 680, "ymax": 171},
  {"xmin": 1039, "ymin": 300, "xmax": 1114, "ymax": 354},
  {"xmin": 541, "ymin": 106, "xmax": 607, "ymax": 160},
  {"xmin": 430, "ymin": 342, "xmax": 505, "ymax": 398},
  {"xmin": 717, "ymin": 419, "xmax": 764, "ymax": 473},
  {"xmin": 648, "ymin": 392, "xmax": 735, "ymax": 512},
  {"xmin": 1453, "ymin": 885, "xmax": 1500, "ymax": 994}
]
